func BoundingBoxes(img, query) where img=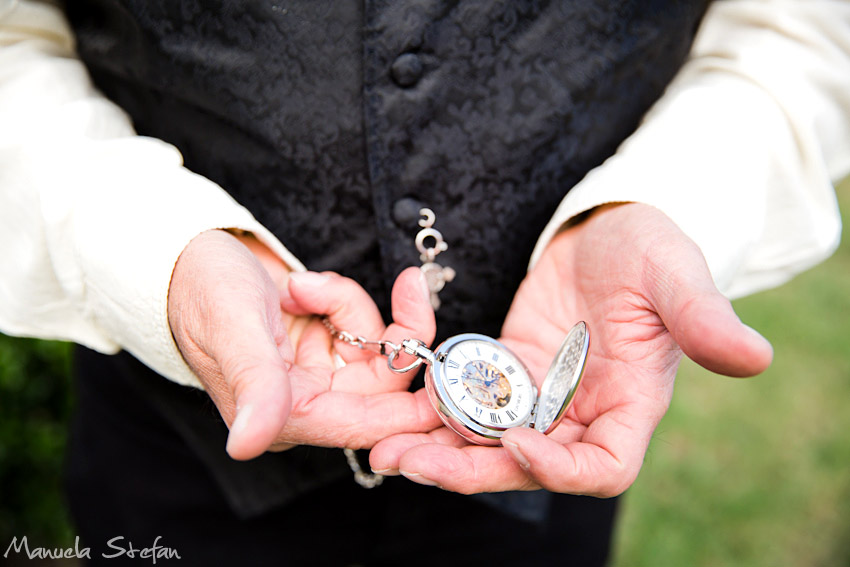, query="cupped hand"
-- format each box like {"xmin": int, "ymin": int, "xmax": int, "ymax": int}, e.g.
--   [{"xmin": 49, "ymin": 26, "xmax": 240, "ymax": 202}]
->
[
  {"xmin": 167, "ymin": 229, "xmax": 441, "ymax": 461},
  {"xmin": 370, "ymin": 203, "xmax": 773, "ymax": 496}
]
